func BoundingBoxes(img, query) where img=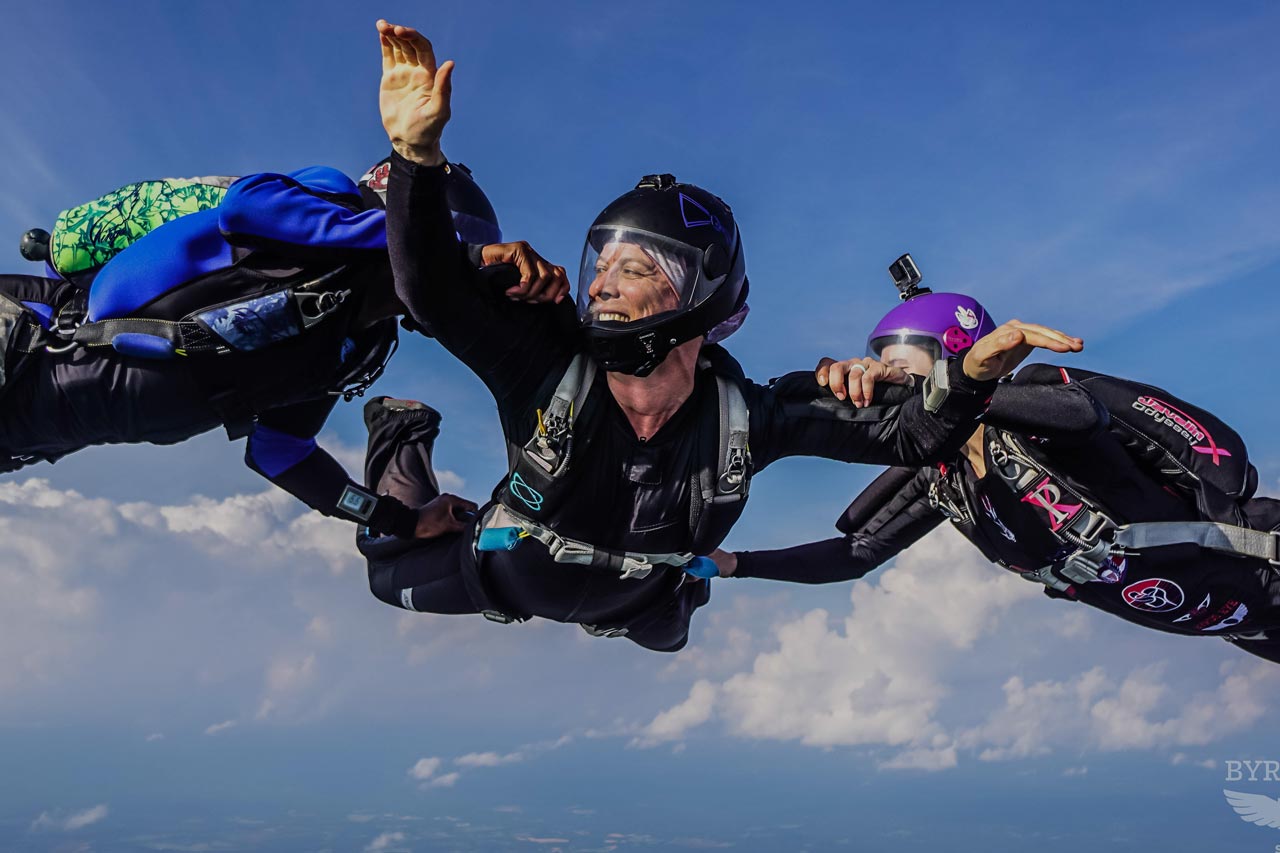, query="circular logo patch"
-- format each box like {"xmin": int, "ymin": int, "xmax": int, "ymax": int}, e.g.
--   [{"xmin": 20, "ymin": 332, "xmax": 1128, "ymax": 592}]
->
[
  {"xmin": 1121, "ymin": 578, "xmax": 1185, "ymax": 613},
  {"xmin": 941, "ymin": 326, "xmax": 973, "ymax": 353}
]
